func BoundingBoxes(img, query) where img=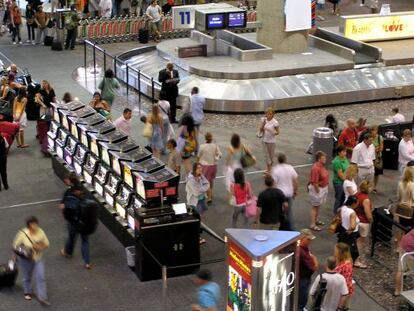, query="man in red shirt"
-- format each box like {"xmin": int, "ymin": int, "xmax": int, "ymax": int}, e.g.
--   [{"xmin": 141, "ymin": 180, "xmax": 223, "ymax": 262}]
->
[
  {"xmin": 299, "ymin": 229, "xmax": 319, "ymax": 310},
  {"xmin": 338, "ymin": 119, "xmax": 358, "ymax": 159}
]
